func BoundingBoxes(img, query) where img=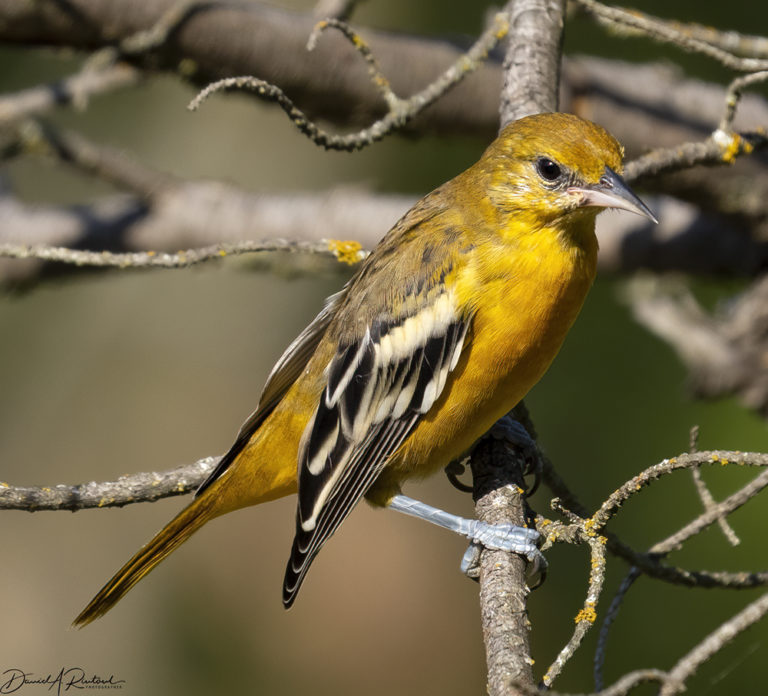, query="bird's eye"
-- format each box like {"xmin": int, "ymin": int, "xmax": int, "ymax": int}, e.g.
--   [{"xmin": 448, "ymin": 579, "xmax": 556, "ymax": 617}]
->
[{"xmin": 535, "ymin": 157, "xmax": 562, "ymax": 182}]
